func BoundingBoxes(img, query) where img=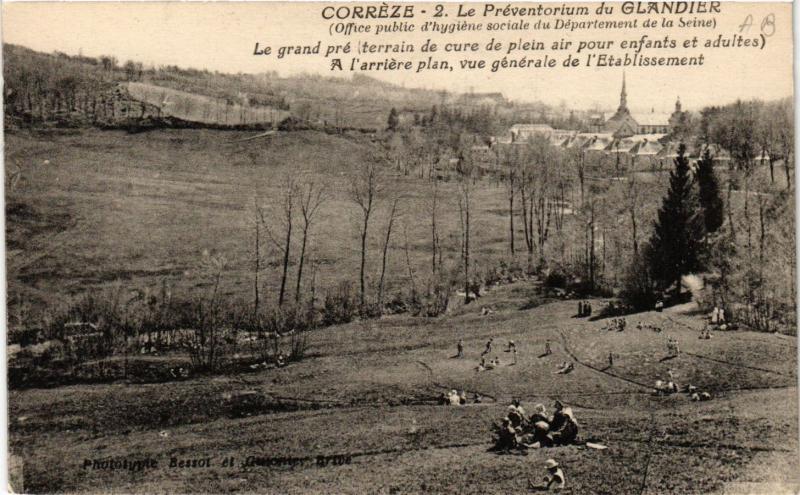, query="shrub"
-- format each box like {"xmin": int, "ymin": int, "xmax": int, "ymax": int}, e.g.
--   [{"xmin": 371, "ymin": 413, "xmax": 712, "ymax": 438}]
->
[
  {"xmin": 322, "ymin": 281, "xmax": 358, "ymax": 326},
  {"xmin": 544, "ymin": 268, "xmax": 568, "ymax": 289},
  {"xmin": 620, "ymin": 252, "xmax": 658, "ymax": 311}
]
